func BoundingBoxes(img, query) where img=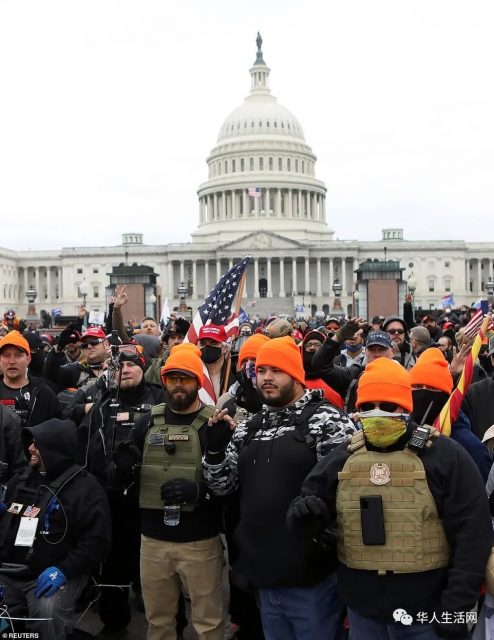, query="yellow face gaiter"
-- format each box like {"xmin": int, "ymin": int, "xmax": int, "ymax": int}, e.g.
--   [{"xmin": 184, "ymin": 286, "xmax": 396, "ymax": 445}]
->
[{"xmin": 359, "ymin": 411, "xmax": 408, "ymax": 447}]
